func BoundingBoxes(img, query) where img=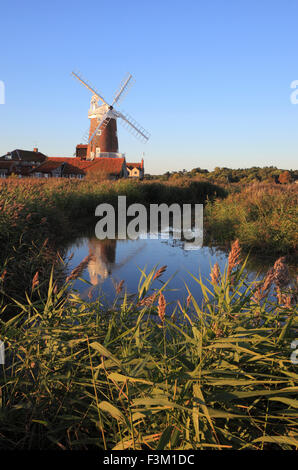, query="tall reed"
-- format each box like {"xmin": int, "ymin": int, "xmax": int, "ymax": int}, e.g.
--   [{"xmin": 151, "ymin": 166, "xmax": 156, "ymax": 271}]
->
[{"xmin": 0, "ymin": 244, "xmax": 297, "ymax": 450}]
